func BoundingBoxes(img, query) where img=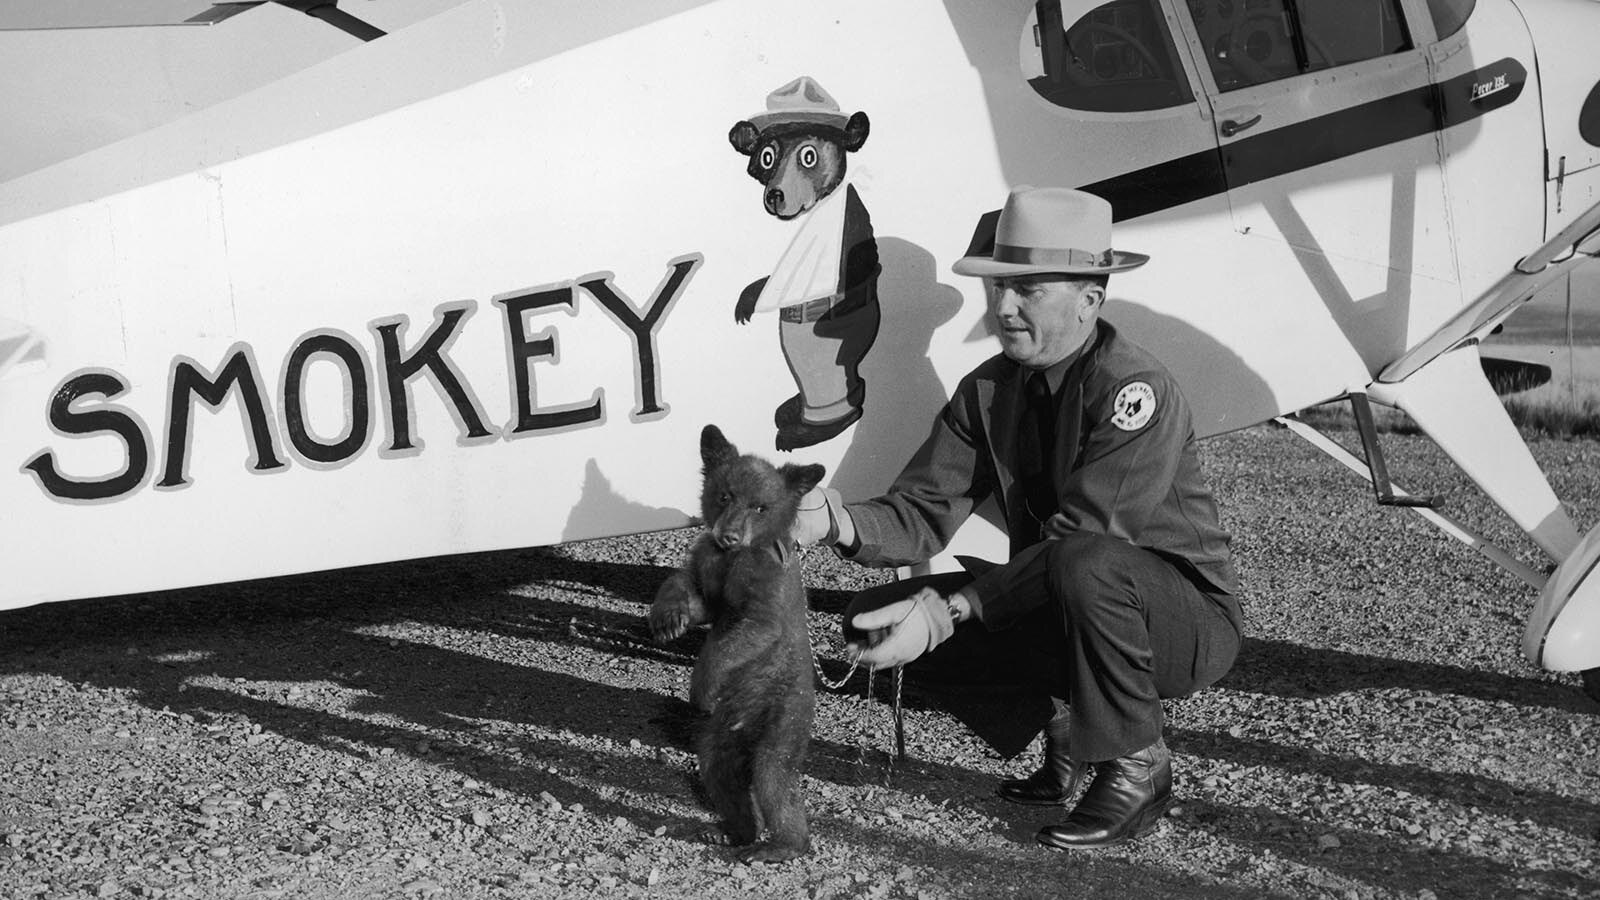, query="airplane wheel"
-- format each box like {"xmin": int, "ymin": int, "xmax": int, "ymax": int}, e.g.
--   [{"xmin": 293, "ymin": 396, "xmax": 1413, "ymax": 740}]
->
[{"xmin": 1584, "ymin": 668, "xmax": 1600, "ymax": 705}]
